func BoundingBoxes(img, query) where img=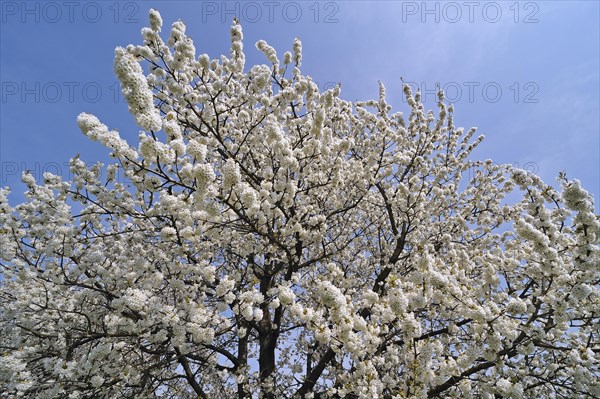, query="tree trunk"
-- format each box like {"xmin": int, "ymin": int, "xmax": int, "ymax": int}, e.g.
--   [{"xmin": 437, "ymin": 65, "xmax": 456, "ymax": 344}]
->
[
  {"xmin": 259, "ymin": 327, "xmax": 279, "ymax": 397},
  {"xmin": 237, "ymin": 320, "xmax": 248, "ymax": 399},
  {"xmin": 258, "ymin": 263, "xmax": 279, "ymax": 398}
]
